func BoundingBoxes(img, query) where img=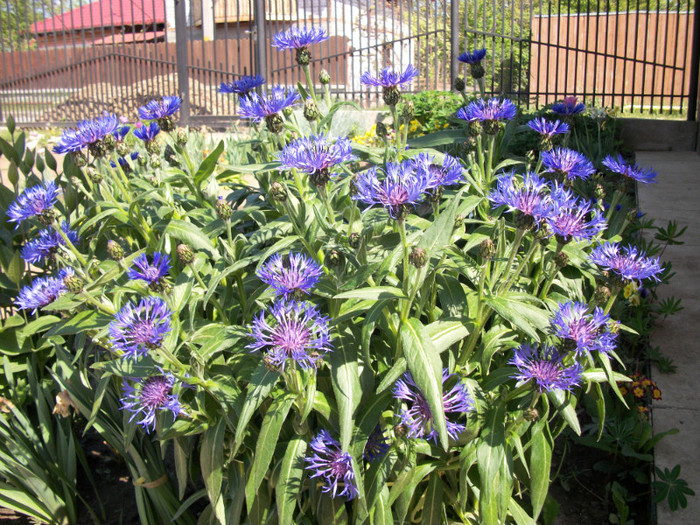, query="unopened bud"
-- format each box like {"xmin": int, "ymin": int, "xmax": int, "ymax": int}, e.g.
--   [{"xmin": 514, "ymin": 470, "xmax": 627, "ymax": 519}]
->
[
  {"xmin": 85, "ymin": 166, "xmax": 102, "ymax": 184},
  {"xmin": 453, "ymin": 76, "xmax": 466, "ymax": 92},
  {"xmin": 376, "ymin": 122, "xmax": 389, "ymax": 139},
  {"xmin": 63, "ymin": 274, "xmax": 84, "ymax": 294},
  {"xmin": 480, "ymin": 238, "xmax": 496, "ymax": 260},
  {"xmin": 146, "ymin": 140, "xmax": 161, "ymax": 156},
  {"xmin": 269, "ymin": 181, "xmax": 287, "ymax": 202},
  {"xmin": 102, "ymin": 133, "xmax": 116, "ymax": 152},
  {"xmin": 348, "ymin": 232, "xmax": 360, "ymax": 249},
  {"xmin": 149, "ymin": 153, "xmax": 161, "ymax": 169},
  {"xmin": 409, "ymin": 246, "xmax": 427, "ymax": 268},
  {"xmin": 137, "ymin": 154, "xmax": 148, "ymax": 167},
  {"xmin": 116, "ymin": 141, "xmax": 130, "ymax": 157},
  {"xmin": 177, "ymin": 244, "xmax": 195, "ymax": 264},
  {"xmin": 394, "ymin": 423, "xmax": 408, "ymax": 438},
  {"xmin": 401, "ymin": 100, "xmax": 415, "ymax": 121},
  {"xmin": 468, "ymin": 121, "xmax": 482, "ymax": 137},
  {"xmin": 524, "ymin": 408, "xmax": 539, "ymax": 421},
  {"xmin": 304, "ymin": 98, "xmax": 320, "ymax": 121},
  {"xmin": 555, "ymin": 251, "xmax": 569, "ymax": 268},
  {"xmin": 626, "ymin": 209, "xmax": 638, "ymax": 222},
  {"xmin": 319, "ymin": 69, "xmax": 331, "ymax": 85},
  {"xmin": 70, "ymin": 151, "xmax": 87, "ymax": 167},
  {"xmin": 454, "ymin": 214, "xmax": 464, "ymax": 230},
  {"xmin": 216, "ymin": 197, "xmax": 233, "ymax": 221},
  {"xmin": 327, "ymin": 249, "xmax": 342, "ymax": 267},
  {"xmin": 594, "ymin": 285, "xmax": 612, "ymax": 305},
  {"xmin": 594, "ymin": 184, "xmax": 605, "ymax": 201},
  {"xmin": 158, "ymin": 115, "xmax": 176, "ymax": 133},
  {"xmin": 107, "ymin": 240, "xmax": 124, "ymax": 260},
  {"xmin": 175, "ymin": 128, "xmax": 188, "ymax": 146},
  {"xmin": 266, "ymin": 113, "xmax": 285, "ymax": 133}
]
